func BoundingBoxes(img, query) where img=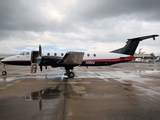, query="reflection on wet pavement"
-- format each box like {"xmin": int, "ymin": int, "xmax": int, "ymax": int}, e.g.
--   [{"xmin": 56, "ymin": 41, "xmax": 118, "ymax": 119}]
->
[
  {"xmin": 0, "ymin": 72, "xmax": 65, "ymax": 82},
  {"xmin": 0, "ymin": 72, "xmax": 66, "ymax": 120},
  {"xmin": 0, "ymin": 63, "xmax": 160, "ymax": 120},
  {"xmin": 23, "ymin": 85, "xmax": 61, "ymax": 110}
]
